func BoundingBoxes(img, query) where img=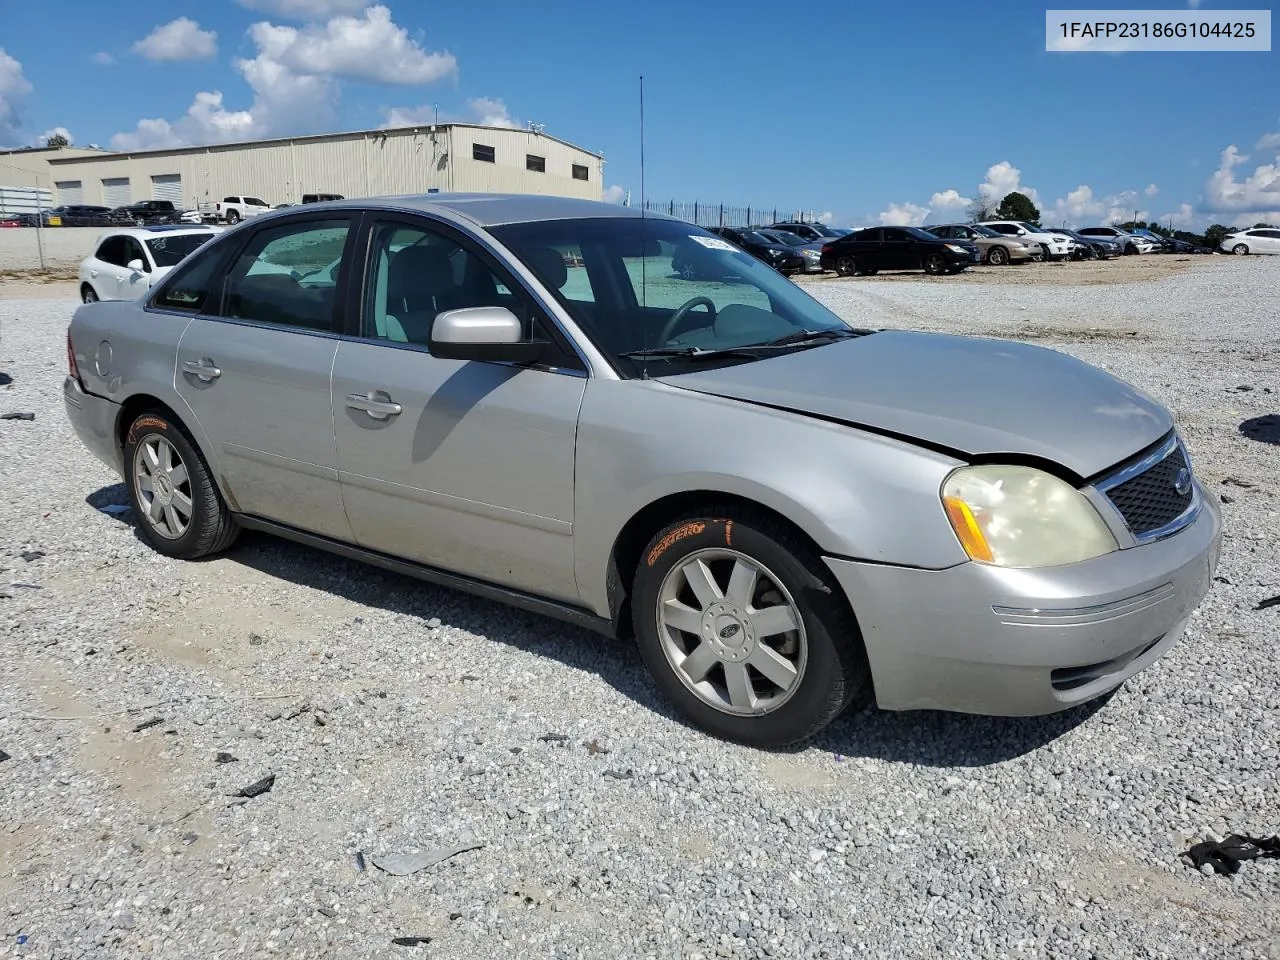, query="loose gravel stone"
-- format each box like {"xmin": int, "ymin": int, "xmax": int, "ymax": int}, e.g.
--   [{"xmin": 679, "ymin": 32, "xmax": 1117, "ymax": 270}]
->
[{"xmin": 1, "ymin": 259, "xmax": 1278, "ymax": 958}]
